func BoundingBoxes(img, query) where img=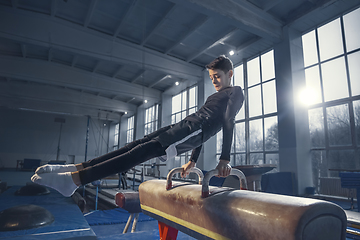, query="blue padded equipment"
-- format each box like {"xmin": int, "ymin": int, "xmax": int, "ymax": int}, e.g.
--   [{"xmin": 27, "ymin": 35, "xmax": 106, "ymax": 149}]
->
[
  {"xmin": 15, "ymin": 184, "xmax": 50, "ymax": 196},
  {"xmin": 0, "ymin": 204, "xmax": 54, "ymax": 231}
]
